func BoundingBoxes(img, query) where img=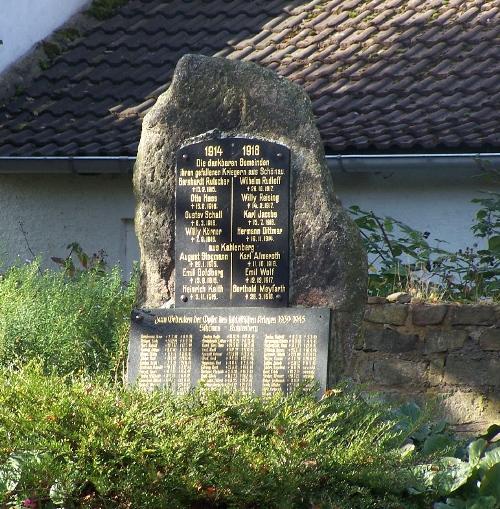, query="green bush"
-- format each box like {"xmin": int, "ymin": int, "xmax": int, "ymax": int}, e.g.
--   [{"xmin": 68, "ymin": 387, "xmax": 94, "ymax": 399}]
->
[
  {"xmin": 411, "ymin": 425, "xmax": 500, "ymax": 509},
  {"xmin": 0, "ymin": 365, "xmax": 433, "ymax": 509},
  {"xmin": 348, "ymin": 191, "xmax": 500, "ymax": 301},
  {"xmin": 0, "ymin": 262, "xmax": 136, "ymax": 378}
]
